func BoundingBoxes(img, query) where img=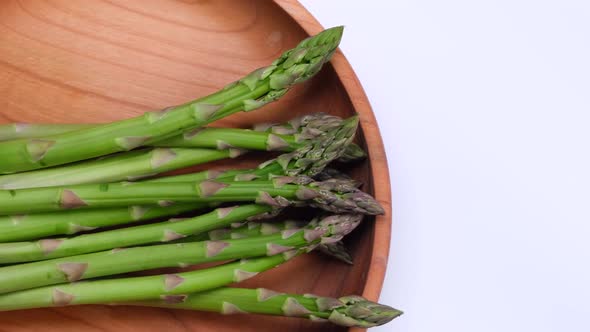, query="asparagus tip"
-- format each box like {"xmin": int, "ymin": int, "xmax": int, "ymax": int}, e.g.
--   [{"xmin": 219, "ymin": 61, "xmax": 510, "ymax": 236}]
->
[
  {"xmin": 303, "ymin": 177, "xmax": 385, "ymax": 215},
  {"xmin": 317, "ymin": 214, "xmax": 363, "ymax": 240},
  {"xmin": 318, "ymin": 241, "xmax": 354, "ymax": 265},
  {"xmin": 331, "ymin": 295, "xmax": 403, "ymax": 327},
  {"xmin": 339, "ymin": 143, "xmax": 367, "ymax": 163}
]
